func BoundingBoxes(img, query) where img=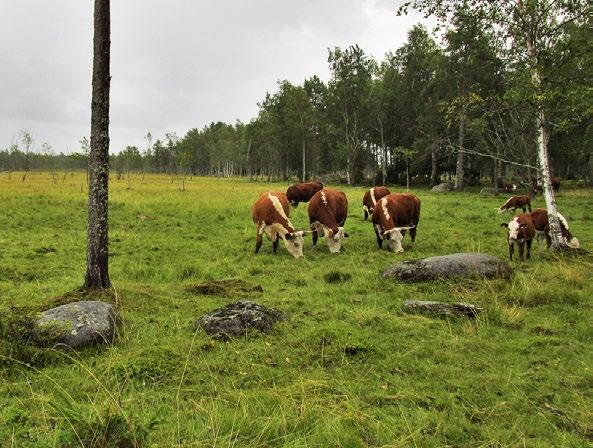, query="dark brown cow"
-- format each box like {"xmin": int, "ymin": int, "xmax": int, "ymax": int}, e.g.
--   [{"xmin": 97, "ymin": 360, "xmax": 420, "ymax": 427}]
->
[
  {"xmin": 308, "ymin": 189, "xmax": 349, "ymax": 253},
  {"xmin": 362, "ymin": 186, "xmax": 390, "ymax": 220},
  {"xmin": 286, "ymin": 181, "xmax": 324, "ymax": 206},
  {"xmin": 371, "ymin": 193, "xmax": 420, "ymax": 253},
  {"xmin": 500, "ymin": 213, "xmax": 535, "ymax": 261},
  {"xmin": 531, "ymin": 176, "xmax": 560, "ymax": 195},
  {"xmin": 252, "ymin": 192, "xmax": 308, "ymax": 258},
  {"xmin": 530, "ymin": 208, "xmax": 579, "ymax": 249},
  {"xmin": 498, "ymin": 195, "xmax": 532, "ymax": 213}
]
